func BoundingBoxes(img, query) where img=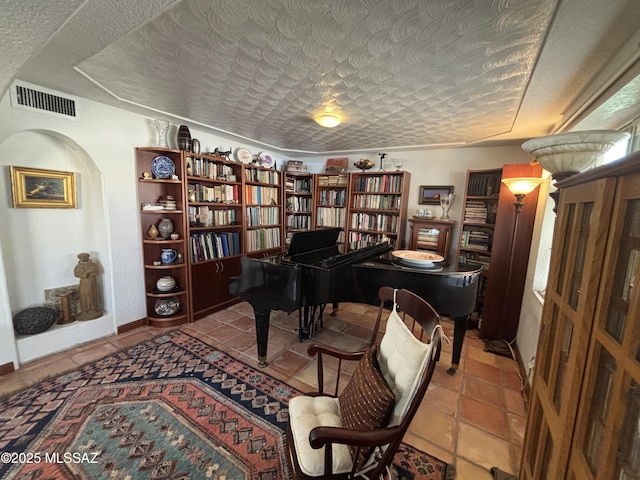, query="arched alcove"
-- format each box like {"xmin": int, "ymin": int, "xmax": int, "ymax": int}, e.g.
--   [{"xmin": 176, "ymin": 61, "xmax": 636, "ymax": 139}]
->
[{"xmin": 0, "ymin": 129, "xmax": 115, "ymax": 364}]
